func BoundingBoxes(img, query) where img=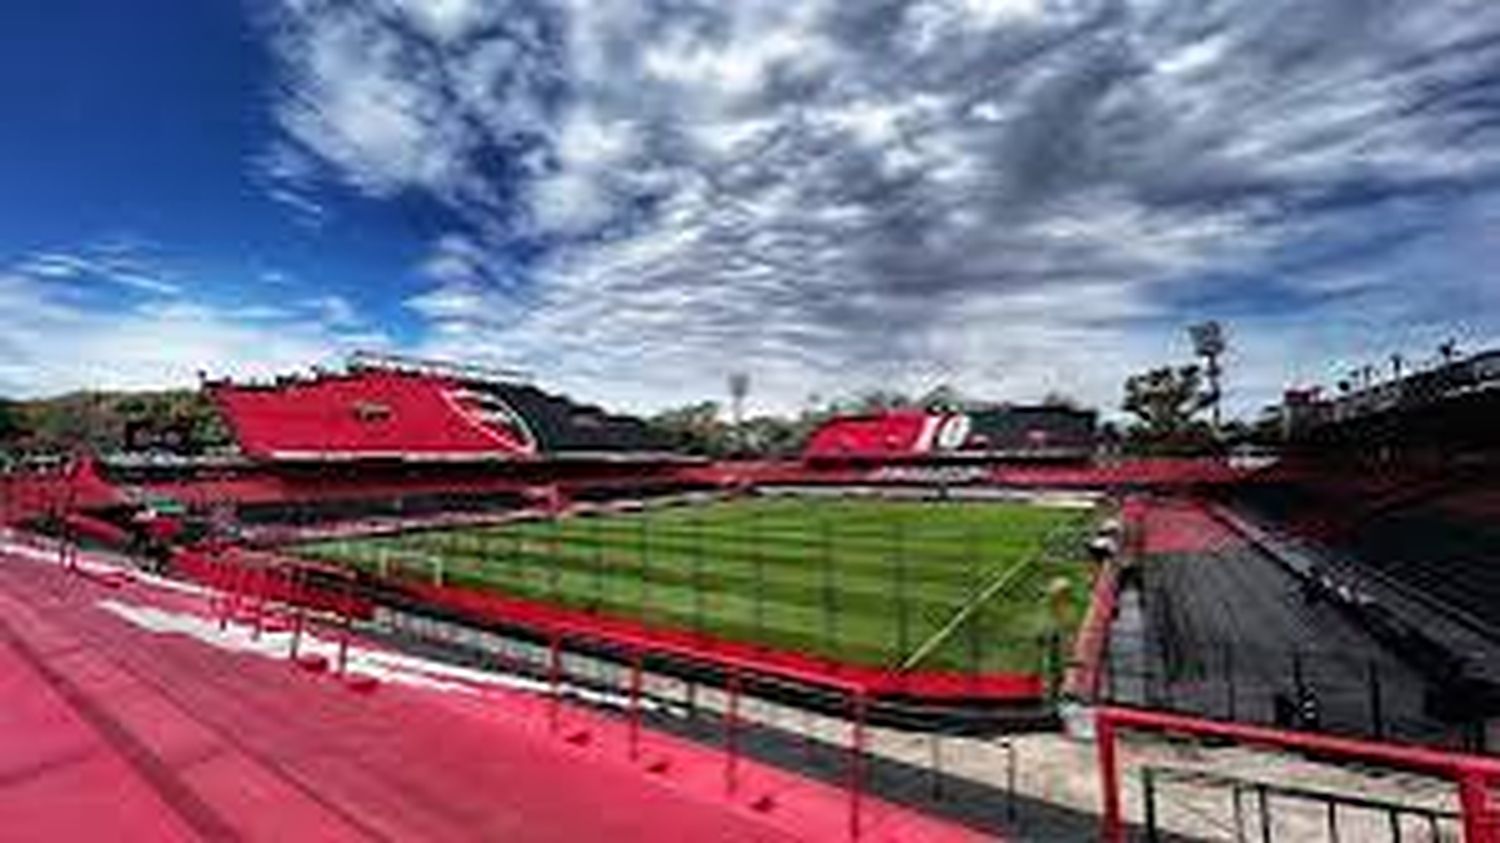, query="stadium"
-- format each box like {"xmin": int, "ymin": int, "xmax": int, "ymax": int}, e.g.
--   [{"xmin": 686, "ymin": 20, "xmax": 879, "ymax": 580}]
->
[
  {"xmin": 7, "ymin": 4, "xmax": 1500, "ymax": 839},
  {"xmin": 3, "ymin": 344, "xmax": 1499, "ymax": 841}
]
